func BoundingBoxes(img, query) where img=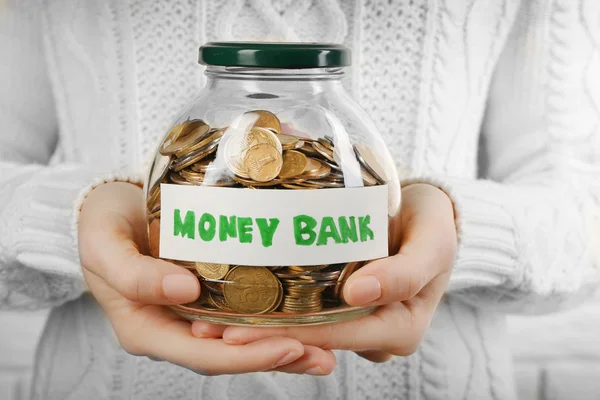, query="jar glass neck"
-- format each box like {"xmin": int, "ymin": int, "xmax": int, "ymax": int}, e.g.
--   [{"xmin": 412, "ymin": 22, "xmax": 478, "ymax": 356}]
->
[
  {"xmin": 205, "ymin": 65, "xmax": 343, "ymax": 80},
  {"xmin": 204, "ymin": 66, "xmax": 345, "ymax": 95}
]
